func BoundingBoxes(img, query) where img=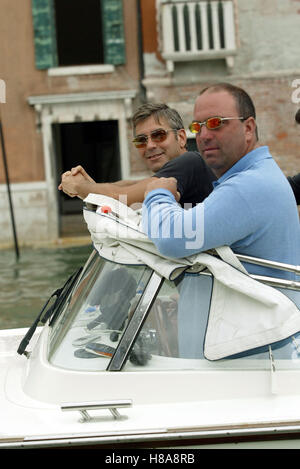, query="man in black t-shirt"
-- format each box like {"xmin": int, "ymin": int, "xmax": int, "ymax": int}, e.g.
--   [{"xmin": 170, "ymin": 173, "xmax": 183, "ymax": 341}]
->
[
  {"xmin": 59, "ymin": 103, "xmax": 216, "ymax": 208},
  {"xmin": 154, "ymin": 151, "xmax": 215, "ymax": 207},
  {"xmin": 288, "ymin": 173, "xmax": 300, "ymax": 205},
  {"xmin": 287, "ymin": 109, "xmax": 300, "ymax": 204}
]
